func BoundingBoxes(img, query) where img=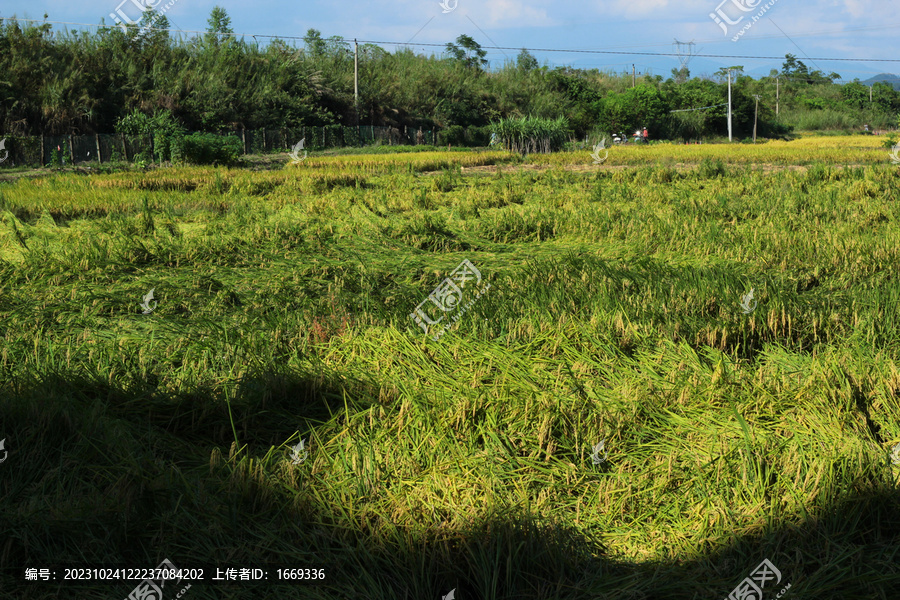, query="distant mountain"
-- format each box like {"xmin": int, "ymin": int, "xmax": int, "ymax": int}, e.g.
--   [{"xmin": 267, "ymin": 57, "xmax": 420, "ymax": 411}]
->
[{"xmin": 861, "ymin": 73, "xmax": 900, "ymax": 90}]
